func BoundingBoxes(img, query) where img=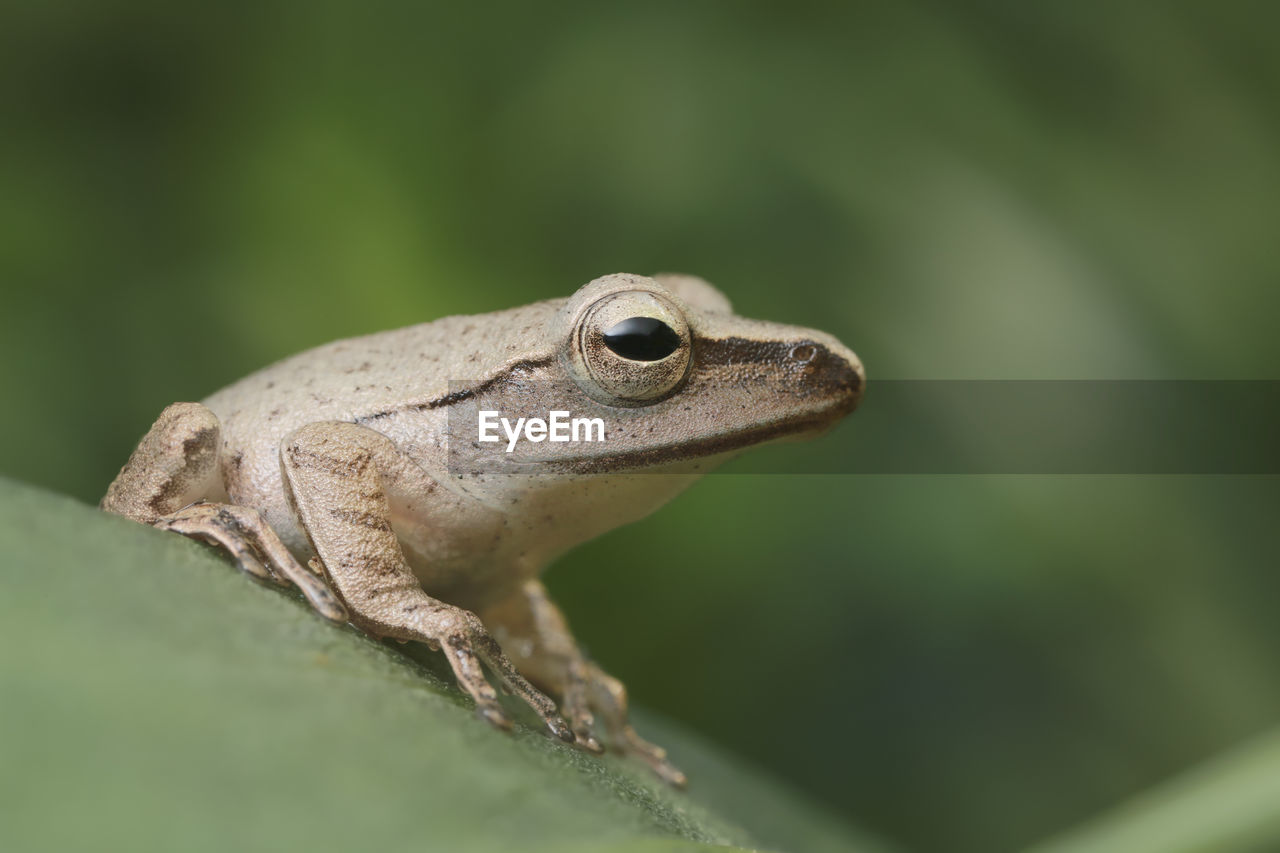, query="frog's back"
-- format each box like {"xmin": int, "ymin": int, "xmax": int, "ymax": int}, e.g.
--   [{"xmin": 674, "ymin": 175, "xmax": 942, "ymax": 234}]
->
[
  {"xmin": 202, "ymin": 299, "xmax": 563, "ymax": 522},
  {"xmin": 207, "ymin": 299, "xmax": 557, "ymax": 420}
]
